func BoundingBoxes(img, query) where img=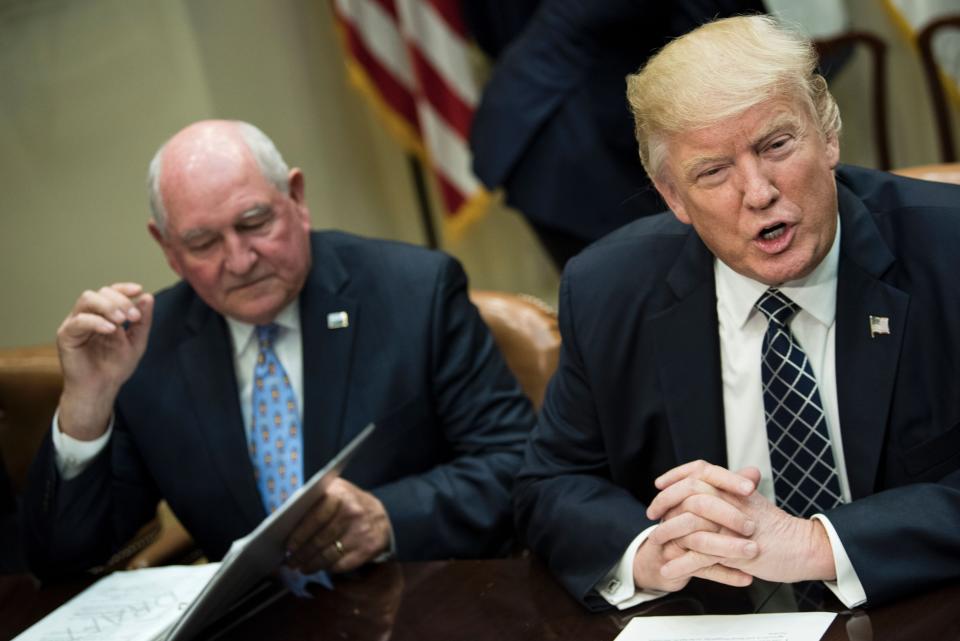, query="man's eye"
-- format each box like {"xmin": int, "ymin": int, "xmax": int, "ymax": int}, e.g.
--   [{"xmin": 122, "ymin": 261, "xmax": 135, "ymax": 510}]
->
[
  {"xmin": 187, "ymin": 239, "xmax": 216, "ymax": 252},
  {"xmin": 697, "ymin": 166, "xmax": 726, "ymax": 182},
  {"xmin": 767, "ymin": 136, "xmax": 792, "ymax": 152},
  {"xmin": 239, "ymin": 216, "xmax": 272, "ymax": 232}
]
